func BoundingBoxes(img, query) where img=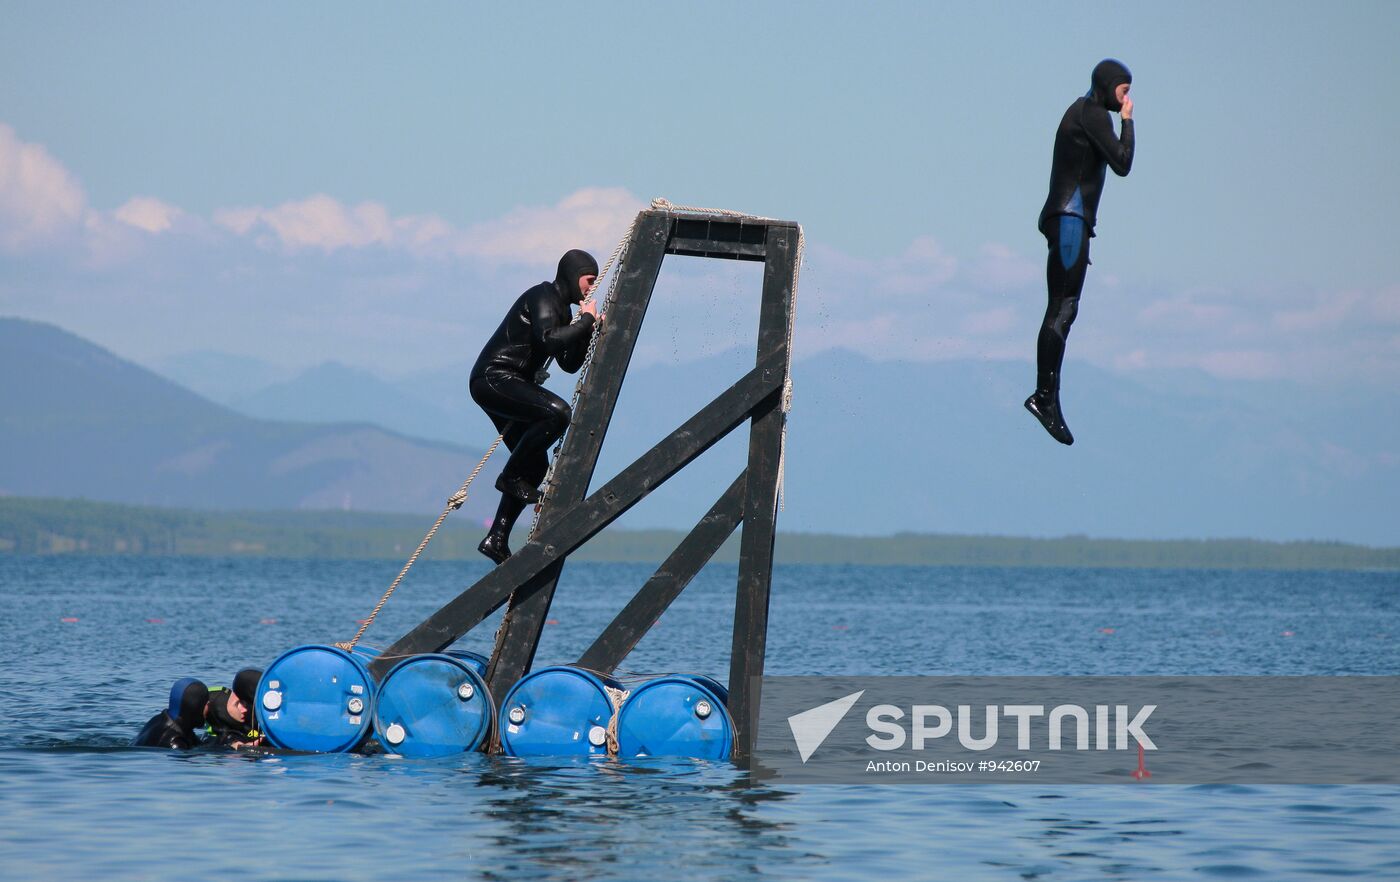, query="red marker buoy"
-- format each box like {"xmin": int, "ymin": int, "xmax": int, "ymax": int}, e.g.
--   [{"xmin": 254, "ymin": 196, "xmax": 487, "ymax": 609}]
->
[
  {"xmin": 1098, "ymin": 627, "xmax": 1116, "ymax": 635},
  {"xmin": 1281, "ymin": 630, "xmax": 1296, "ymax": 637},
  {"xmin": 546, "ymin": 619, "xmax": 560, "ymax": 625},
  {"xmin": 60, "ymin": 616, "xmax": 79, "ymax": 623},
  {"xmin": 259, "ymin": 618, "xmax": 278, "ymax": 625},
  {"xmin": 145, "ymin": 618, "xmax": 165, "ymax": 624},
  {"xmin": 1130, "ymin": 742, "xmax": 1151, "ymax": 780}
]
